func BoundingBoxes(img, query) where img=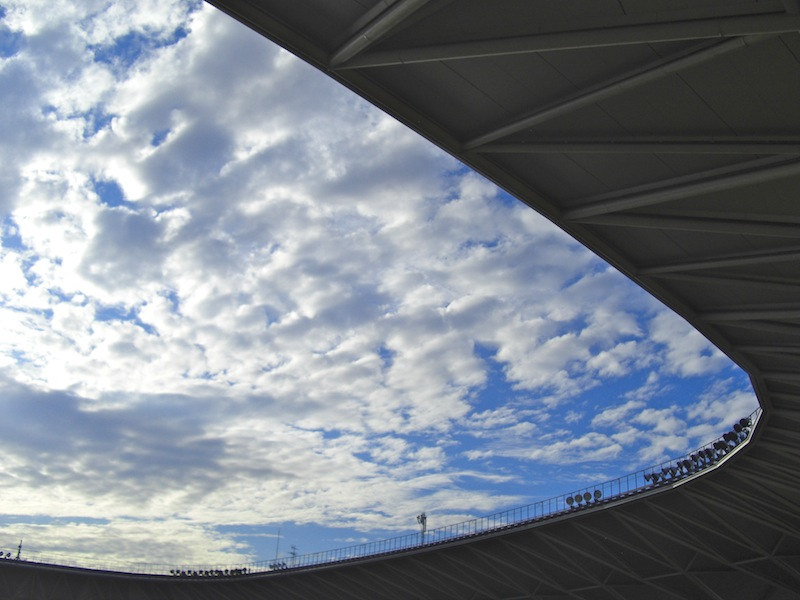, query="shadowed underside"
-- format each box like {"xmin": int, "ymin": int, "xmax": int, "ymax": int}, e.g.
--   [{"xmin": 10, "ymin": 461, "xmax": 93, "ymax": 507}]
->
[{"xmin": 3, "ymin": 1, "xmax": 800, "ymax": 598}]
